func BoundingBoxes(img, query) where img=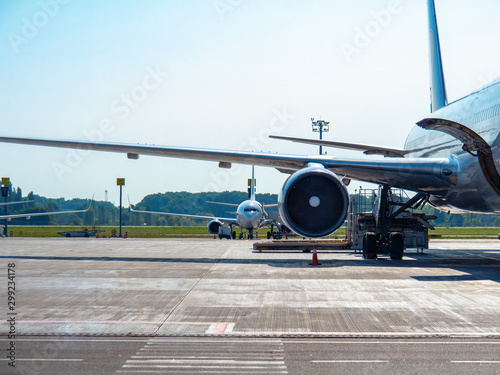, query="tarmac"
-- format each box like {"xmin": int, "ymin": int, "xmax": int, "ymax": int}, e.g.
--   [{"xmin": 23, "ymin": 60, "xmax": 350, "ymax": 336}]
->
[{"xmin": 1, "ymin": 238, "xmax": 499, "ymax": 338}]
